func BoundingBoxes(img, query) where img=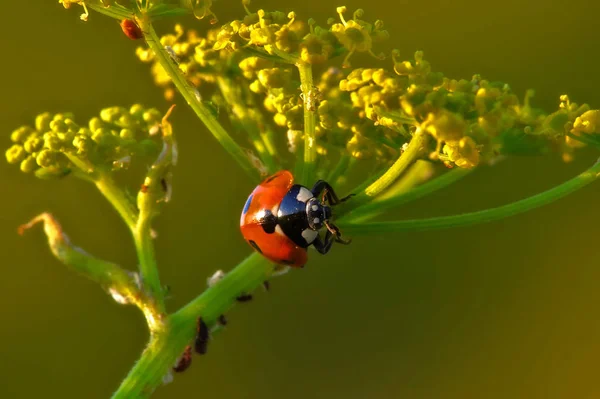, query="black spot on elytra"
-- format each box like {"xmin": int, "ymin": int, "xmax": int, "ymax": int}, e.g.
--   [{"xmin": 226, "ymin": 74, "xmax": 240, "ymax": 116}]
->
[
  {"xmin": 259, "ymin": 209, "xmax": 277, "ymax": 234},
  {"xmin": 248, "ymin": 240, "xmax": 262, "ymax": 254}
]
